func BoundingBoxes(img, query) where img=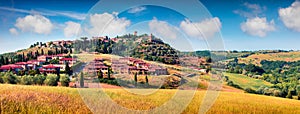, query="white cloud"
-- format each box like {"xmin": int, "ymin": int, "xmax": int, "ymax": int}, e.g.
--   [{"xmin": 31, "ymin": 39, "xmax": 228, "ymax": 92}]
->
[
  {"xmin": 234, "ymin": 2, "xmax": 266, "ymax": 18},
  {"xmin": 41, "ymin": 9, "xmax": 86, "ymax": 20},
  {"xmin": 128, "ymin": 6, "xmax": 146, "ymax": 13},
  {"xmin": 148, "ymin": 18, "xmax": 178, "ymax": 39},
  {"xmin": 0, "ymin": 7, "xmax": 86, "ymax": 20},
  {"xmin": 85, "ymin": 13, "xmax": 130, "ymax": 37},
  {"xmin": 279, "ymin": 1, "xmax": 300, "ymax": 32},
  {"xmin": 180, "ymin": 17, "xmax": 222, "ymax": 39},
  {"xmin": 15, "ymin": 15, "xmax": 53, "ymax": 34},
  {"xmin": 9, "ymin": 28, "xmax": 18, "ymax": 35},
  {"xmin": 64, "ymin": 21, "xmax": 81, "ymax": 38},
  {"xmin": 241, "ymin": 17, "xmax": 275, "ymax": 37}
]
